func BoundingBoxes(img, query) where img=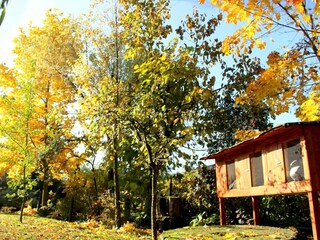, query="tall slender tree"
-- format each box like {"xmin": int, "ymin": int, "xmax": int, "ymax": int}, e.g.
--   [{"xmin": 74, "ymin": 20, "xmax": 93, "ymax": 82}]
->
[
  {"xmin": 74, "ymin": 0, "xmax": 131, "ymax": 228},
  {"xmin": 0, "ymin": 64, "xmax": 37, "ymax": 222}
]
